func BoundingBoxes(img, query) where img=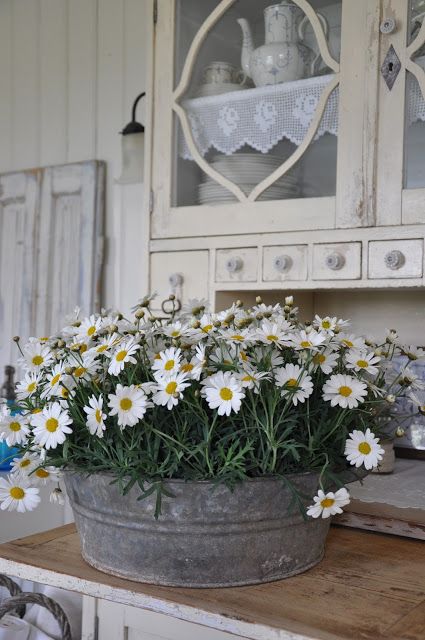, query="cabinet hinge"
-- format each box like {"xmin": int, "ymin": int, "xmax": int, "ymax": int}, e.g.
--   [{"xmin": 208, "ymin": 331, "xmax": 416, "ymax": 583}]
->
[
  {"xmin": 153, "ymin": 0, "xmax": 158, "ymax": 24},
  {"xmin": 149, "ymin": 189, "xmax": 154, "ymax": 214},
  {"xmin": 93, "ymin": 615, "xmax": 99, "ymax": 640}
]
